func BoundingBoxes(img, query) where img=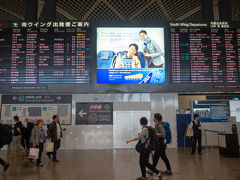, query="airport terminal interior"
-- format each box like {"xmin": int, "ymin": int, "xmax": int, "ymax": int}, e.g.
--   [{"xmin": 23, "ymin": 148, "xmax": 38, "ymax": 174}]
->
[{"xmin": 0, "ymin": 0, "xmax": 240, "ymax": 180}]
